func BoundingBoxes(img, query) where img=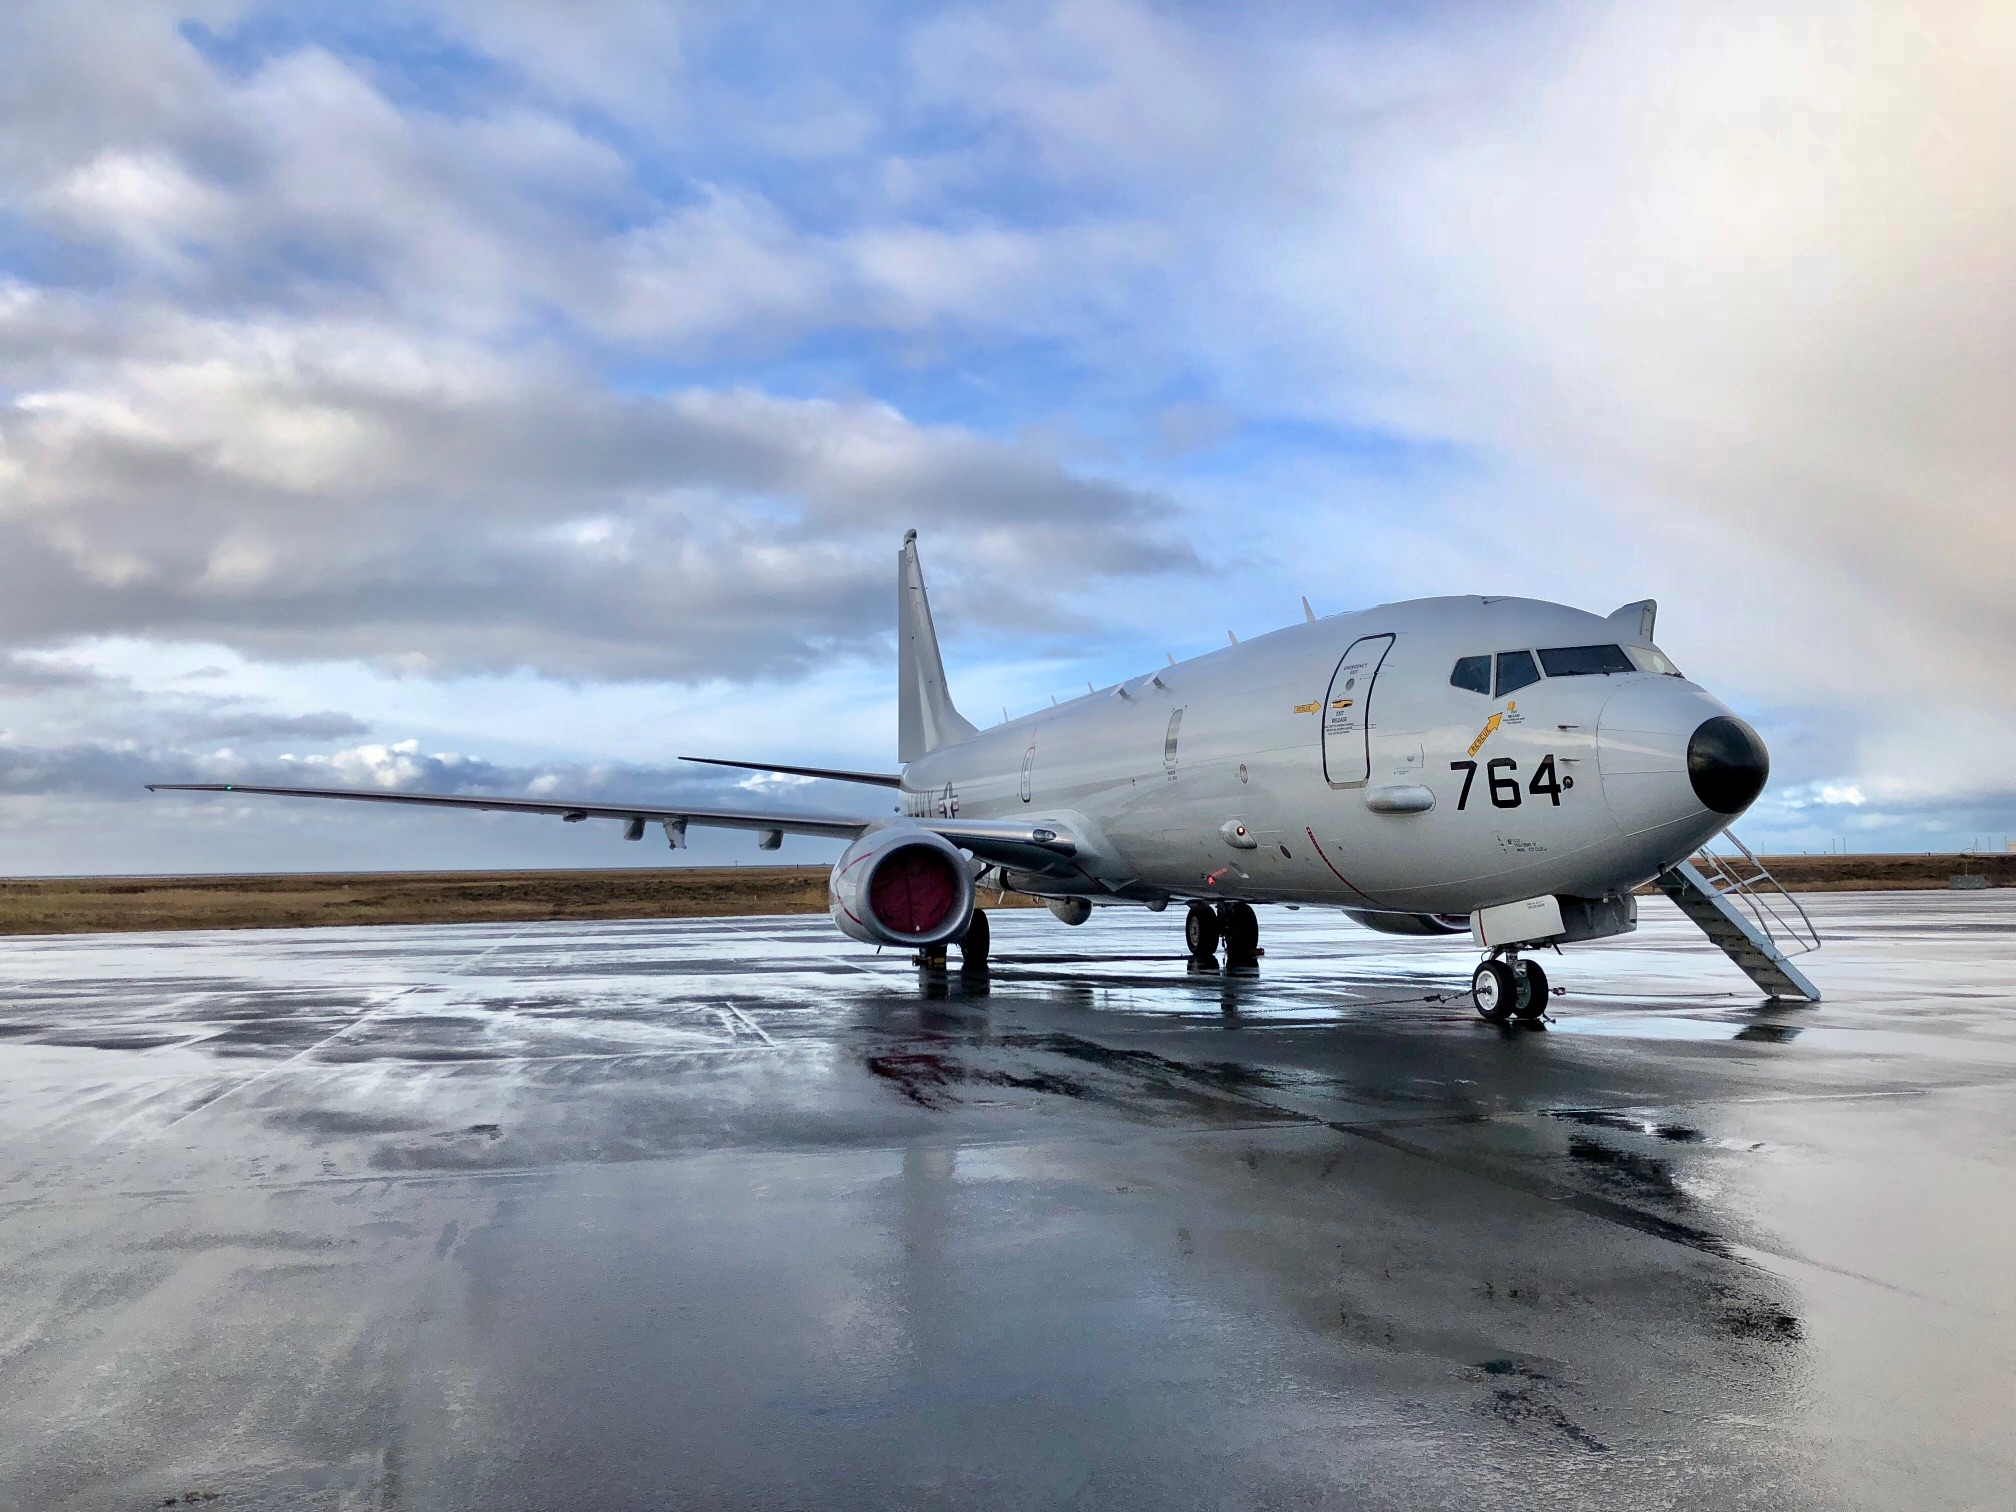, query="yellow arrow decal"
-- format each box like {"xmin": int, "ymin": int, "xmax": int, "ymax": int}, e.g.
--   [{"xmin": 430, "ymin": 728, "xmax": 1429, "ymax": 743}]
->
[{"xmin": 1467, "ymin": 712, "xmax": 1504, "ymax": 757}]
